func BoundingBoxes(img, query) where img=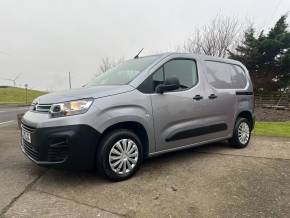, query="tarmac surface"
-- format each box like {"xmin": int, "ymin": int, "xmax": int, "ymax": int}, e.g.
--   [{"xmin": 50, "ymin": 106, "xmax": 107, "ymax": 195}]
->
[
  {"xmin": 0, "ymin": 122, "xmax": 290, "ymax": 217},
  {"xmin": 0, "ymin": 106, "xmax": 28, "ymax": 125}
]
